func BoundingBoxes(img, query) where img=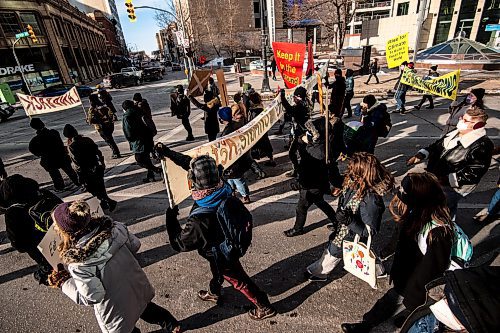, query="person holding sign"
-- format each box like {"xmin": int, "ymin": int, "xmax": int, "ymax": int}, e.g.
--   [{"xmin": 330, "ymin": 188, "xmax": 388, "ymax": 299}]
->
[
  {"xmin": 413, "ymin": 65, "xmax": 439, "ymax": 111},
  {"xmin": 189, "ymin": 89, "xmax": 221, "ymax": 142},
  {"xmin": 49, "ymin": 200, "xmax": 181, "ymax": 333},
  {"xmin": 393, "ymin": 62, "xmax": 415, "ymax": 114}
]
